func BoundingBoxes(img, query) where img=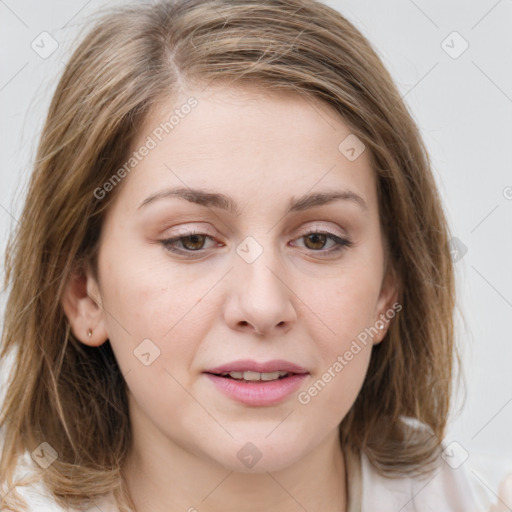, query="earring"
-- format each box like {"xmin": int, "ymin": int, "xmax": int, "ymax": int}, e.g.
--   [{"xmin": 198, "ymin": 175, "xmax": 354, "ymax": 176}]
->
[
  {"xmin": 87, "ymin": 329, "xmax": 93, "ymax": 338},
  {"xmin": 378, "ymin": 325, "xmax": 384, "ymax": 330}
]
